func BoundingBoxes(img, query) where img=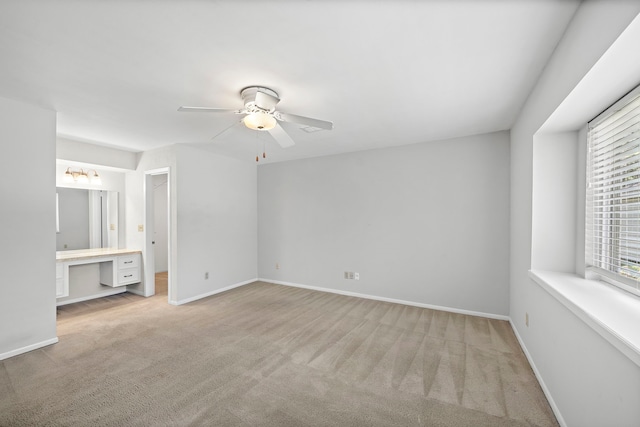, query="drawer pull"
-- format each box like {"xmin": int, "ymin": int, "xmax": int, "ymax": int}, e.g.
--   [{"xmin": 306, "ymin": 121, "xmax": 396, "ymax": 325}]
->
[
  {"xmin": 124, "ymin": 261, "xmax": 133, "ymax": 264},
  {"xmin": 124, "ymin": 274, "xmax": 133, "ymax": 278}
]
